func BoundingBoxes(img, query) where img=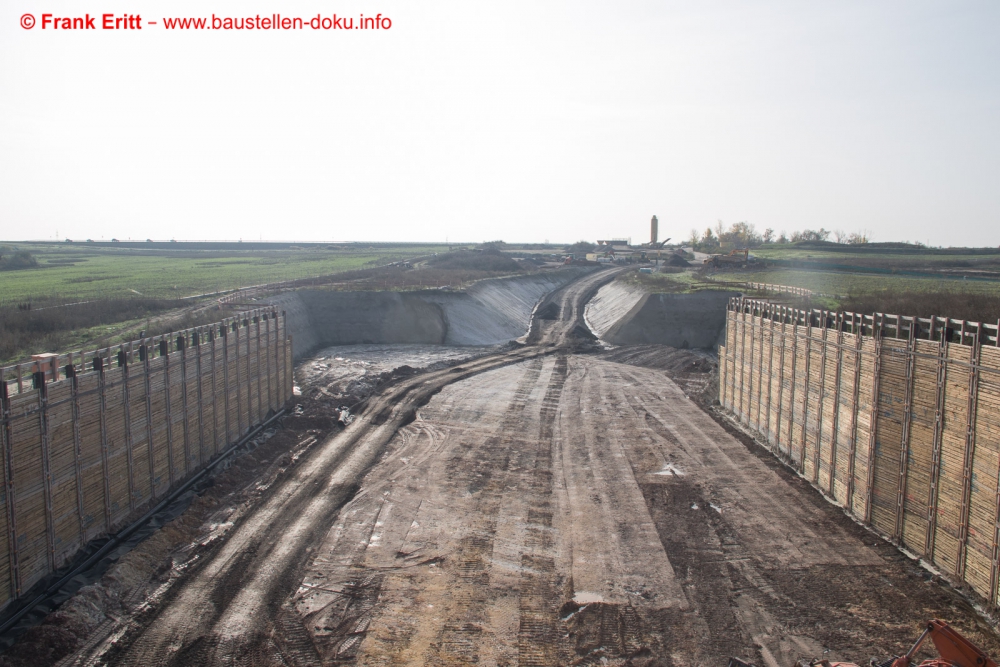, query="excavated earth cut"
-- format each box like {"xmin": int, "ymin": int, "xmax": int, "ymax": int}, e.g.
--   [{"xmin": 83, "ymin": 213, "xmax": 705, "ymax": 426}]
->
[{"xmin": 31, "ymin": 268, "xmax": 1000, "ymax": 667}]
